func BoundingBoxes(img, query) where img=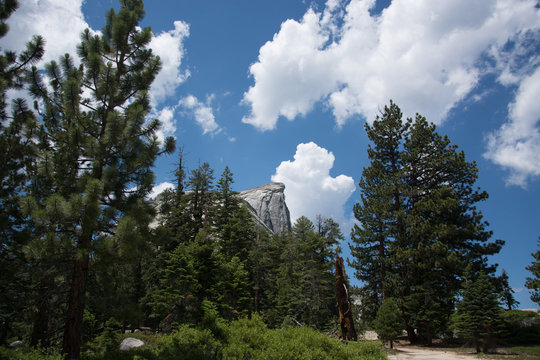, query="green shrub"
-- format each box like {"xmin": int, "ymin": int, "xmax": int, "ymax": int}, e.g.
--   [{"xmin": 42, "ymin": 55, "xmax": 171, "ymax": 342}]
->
[
  {"xmin": 155, "ymin": 326, "xmax": 221, "ymax": 360},
  {"xmin": 222, "ymin": 314, "xmax": 267, "ymax": 359},
  {"xmin": 0, "ymin": 346, "xmax": 63, "ymax": 360},
  {"xmin": 86, "ymin": 318, "xmax": 121, "ymax": 354},
  {"xmin": 223, "ymin": 316, "xmax": 386, "ymax": 360}
]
